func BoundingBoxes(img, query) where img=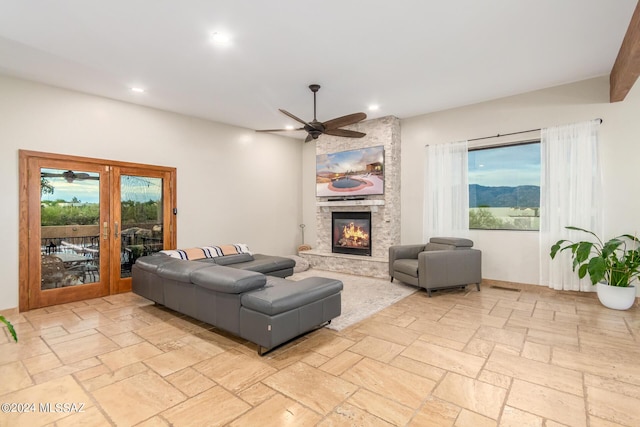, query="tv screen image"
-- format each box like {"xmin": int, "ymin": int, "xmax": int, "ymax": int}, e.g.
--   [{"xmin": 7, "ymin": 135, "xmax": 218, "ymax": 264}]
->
[{"xmin": 316, "ymin": 145, "xmax": 384, "ymax": 197}]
